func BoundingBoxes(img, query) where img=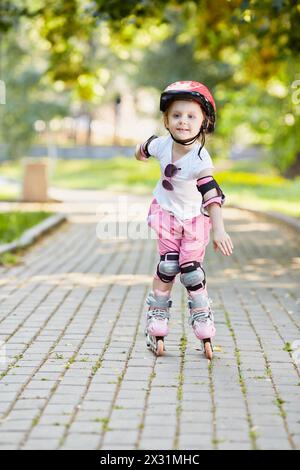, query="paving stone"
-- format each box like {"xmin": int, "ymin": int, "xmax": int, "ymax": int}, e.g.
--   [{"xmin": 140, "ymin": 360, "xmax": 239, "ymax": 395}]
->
[
  {"xmin": 0, "ymin": 200, "xmax": 299, "ymax": 450},
  {"xmin": 256, "ymin": 437, "xmax": 293, "ymax": 450},
  {"xmin": 139, "ymin": 439, "xmax": 175, "ymax": 450},
  {"xmin": 29, "ymin": 425, "xmax": 65, "ymax": 440},
  {"xmin": 218, "ymin": 441, "xmax": 252, "ymax": 450},
  {"xmin": 21, "ymin": 439, "xmax": 60, "ymax": 450},
  {"xmin": 0, "ymin": 430, "xmax": 25, "ymax": 444},
  {"xmin": 61, "ymin": 433, "xmax": 101, "ymax": 450},
  {"xmin": 101, "ymin": 430, "xmax": 138, "ymax": 446}
]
